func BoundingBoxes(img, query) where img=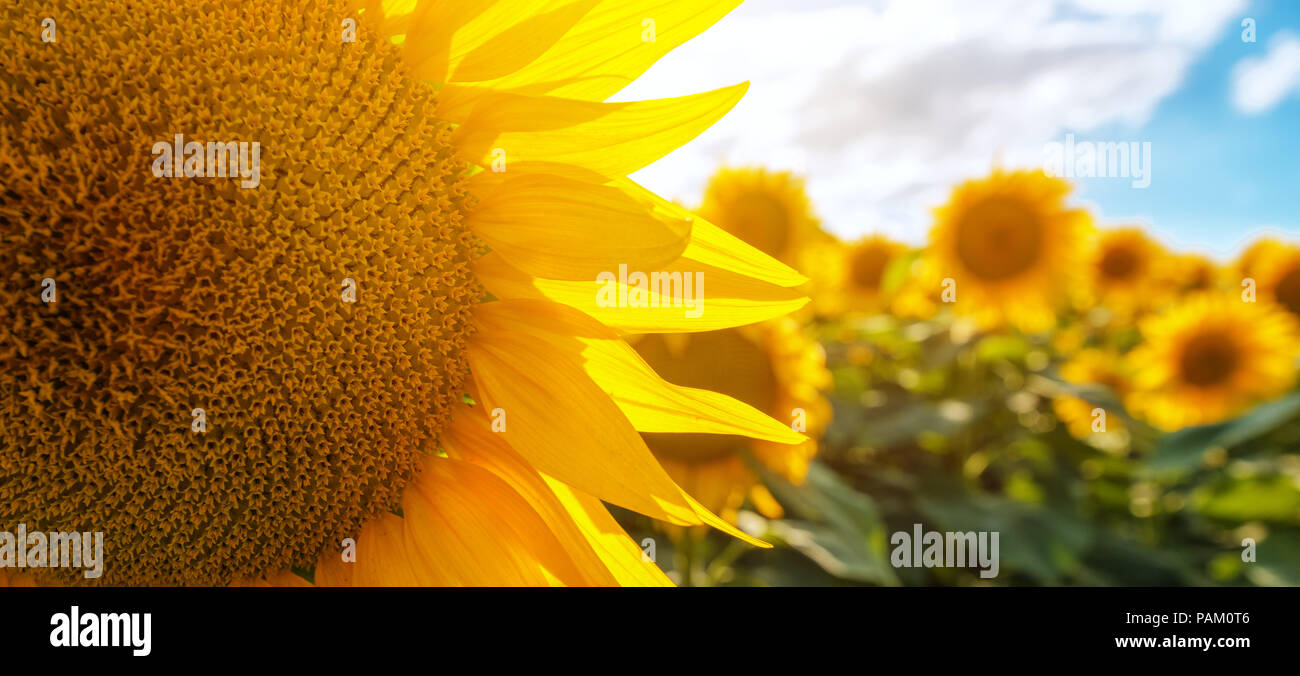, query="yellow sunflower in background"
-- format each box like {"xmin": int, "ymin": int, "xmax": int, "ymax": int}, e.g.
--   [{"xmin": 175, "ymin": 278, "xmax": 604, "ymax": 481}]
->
[
  {"xmin": 631, "ymin": 318, "xmax": 831, "ymax": 522},
  {"xmin": 1156, "ymin": 252, "xmax": 1221, "ymax": 298},
  {"xmin": 928, "ymin": 169, "xmax": 1092, "ymax": 332},
  {"xmin": 1127, "ymin": 294, "xmax": 1300, "ymax": 430},
  {"xmin": 1253, "ymin": 244, "xmax": 1300, "ymax": 320},
  {"xmin": 698, "ymin": 167, "xmax": 830, "ymax": 270},
  {"xmin": 1234, "ymin": 236, "xmax": 1286, "ymax": 281},
  {"xmin": 834, "ymin": 235, "xmax": 910, "ymax": 316},
  {"xmin": 1, "ymin": 0, "xmax": 812, "ymax": 587},
  {"xmin": 696, "ymin": 166, "xmax": 845, "ymax": 322},
  {"xmin": 1083, "ymin": 228, "xmax": 1165, "ymax": 317},
  {"xmin": 1051, "ymin": 348, "xmax": 1132, "ymax": 447}
]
